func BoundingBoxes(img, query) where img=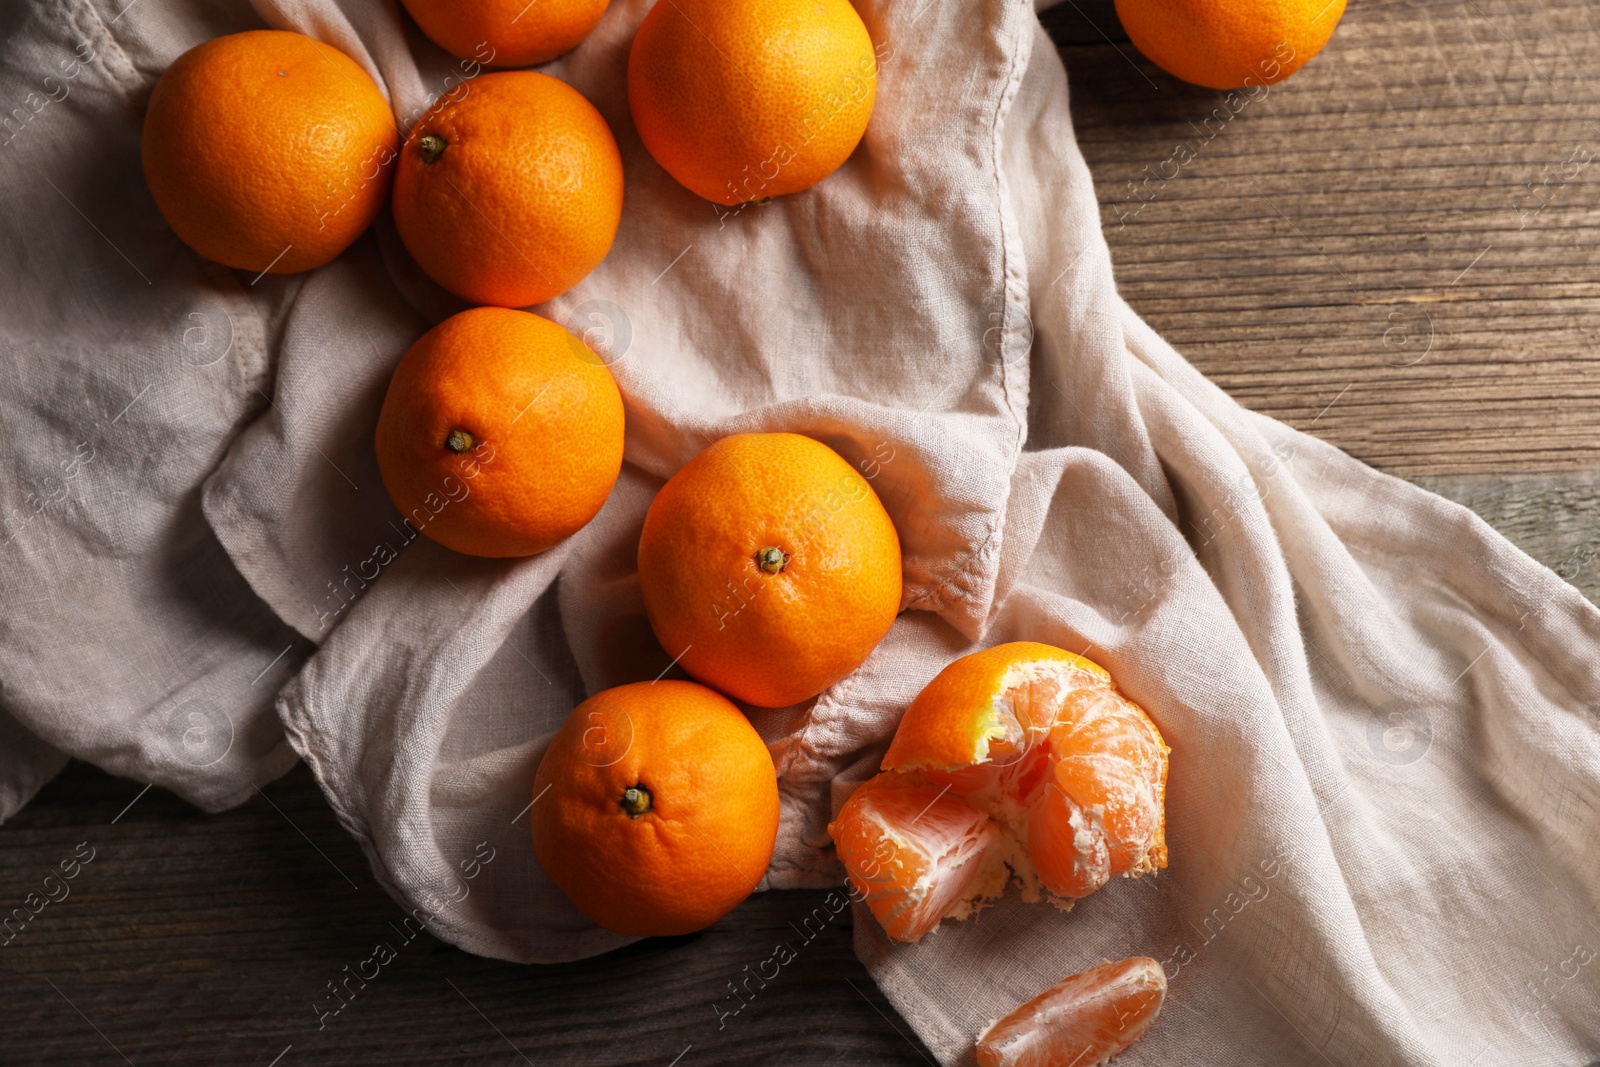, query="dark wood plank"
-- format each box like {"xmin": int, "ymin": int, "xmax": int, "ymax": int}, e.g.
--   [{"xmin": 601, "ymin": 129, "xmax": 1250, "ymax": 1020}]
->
[
  {"xmin": 1045, "ymin": 0, "xmax": 1600, "ymax": 477},
  {"xmin": 1416, "ymin": 471, "xmax": 1600, "ymax": 605},
  {"xmin": 0, "ymin": 761, "xmax": 934, "ymax": 1066}
]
